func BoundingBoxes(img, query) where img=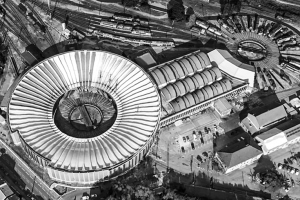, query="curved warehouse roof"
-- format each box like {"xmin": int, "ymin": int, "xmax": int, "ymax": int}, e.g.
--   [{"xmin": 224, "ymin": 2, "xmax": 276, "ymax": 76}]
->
[
  {"xmin": 151, "ymin": 52, "xmax": 212, "ymax": 88},
  {"xmin": 8, "ymin": 50, "xmax": 161, "ymax": 172},
  {"xmin": 169, "ymin": 79, "xmax": 232, "ymax": 113},
  {"xmin": 160, "ymin": 67, "xmax": 222, "ymax": 102}
]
